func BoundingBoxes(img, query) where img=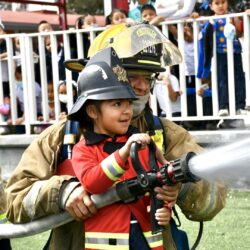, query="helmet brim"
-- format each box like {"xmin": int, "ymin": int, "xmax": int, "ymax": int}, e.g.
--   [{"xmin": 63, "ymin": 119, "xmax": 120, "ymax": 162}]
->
[
  {"xmin": 68, "ymin": 86, "xmax": 138, "ymax": 121},
  {"xmin": 64, "ymin": 58, "xmax": 88, "ymax": 73}
]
